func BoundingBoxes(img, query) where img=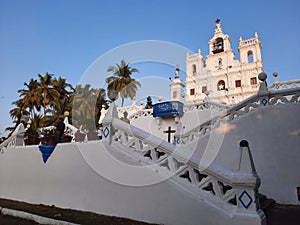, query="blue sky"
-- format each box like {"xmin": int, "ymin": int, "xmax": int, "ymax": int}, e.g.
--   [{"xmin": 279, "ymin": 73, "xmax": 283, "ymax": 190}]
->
[{"xmin": 0, "ymin": 0, "xmax": 299, "ymax": 135}]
